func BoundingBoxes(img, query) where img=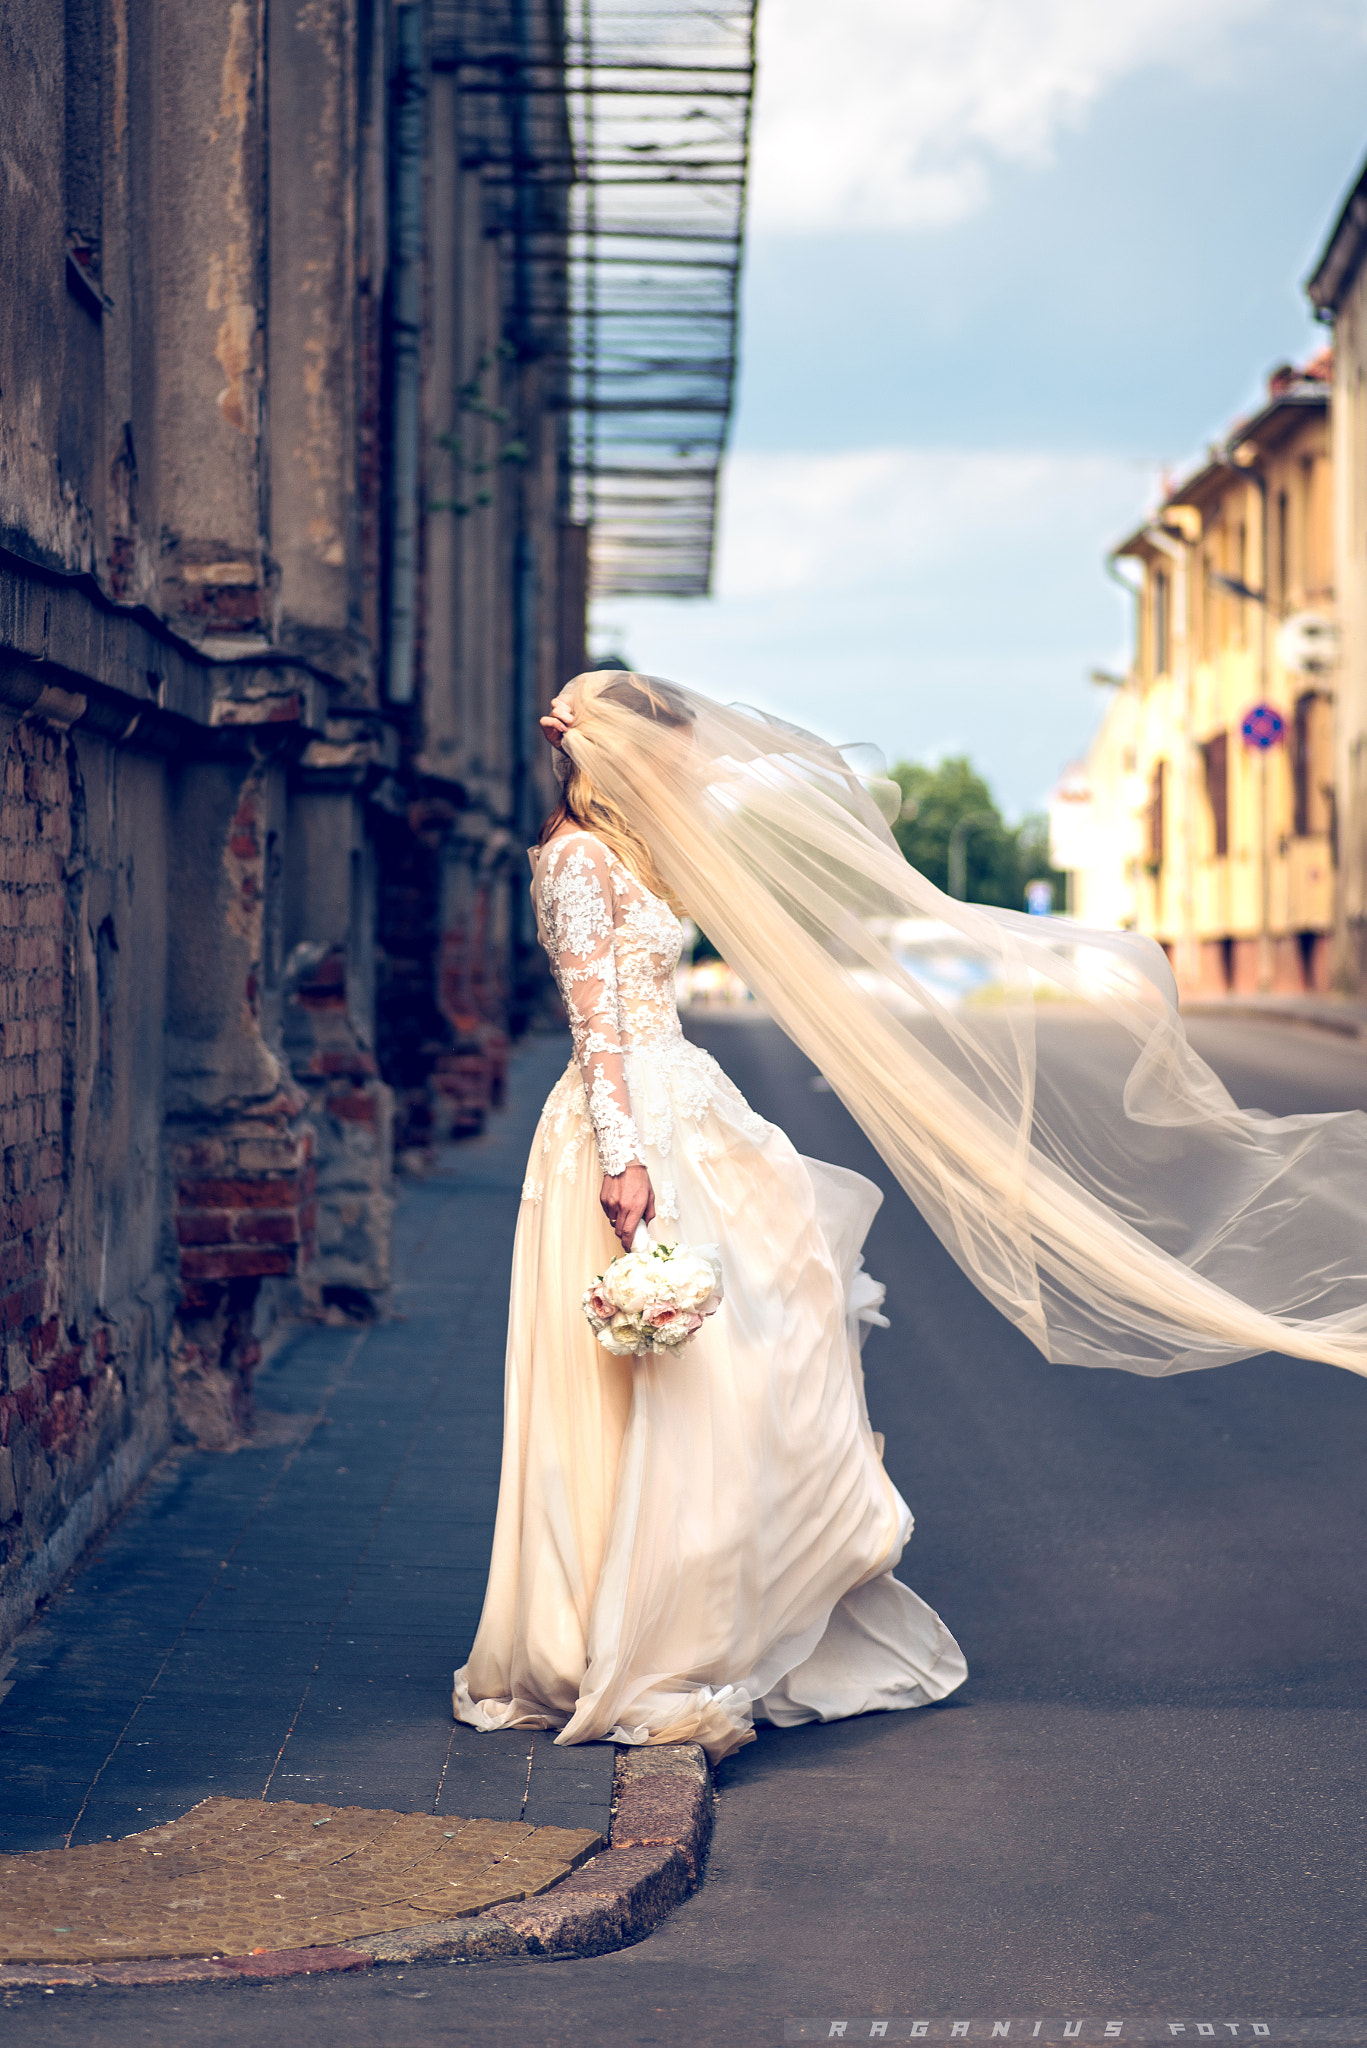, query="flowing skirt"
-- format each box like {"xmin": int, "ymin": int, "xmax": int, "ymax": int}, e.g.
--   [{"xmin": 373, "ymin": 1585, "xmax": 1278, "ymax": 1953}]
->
[{"xmin": 453, "ymin": 1036, "xmax": 966, "ymax": 1763}]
